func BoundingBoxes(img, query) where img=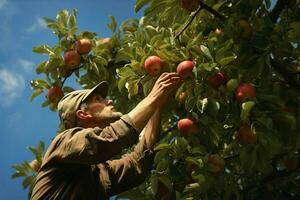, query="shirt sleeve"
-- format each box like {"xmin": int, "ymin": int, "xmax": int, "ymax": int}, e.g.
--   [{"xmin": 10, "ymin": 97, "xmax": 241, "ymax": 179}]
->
[
  {"xmin": 97, "ymin": 135, "xmax": 156, "ymax": 197},
  {"xmin": 47, "ymin": 114, "xmax": 140, "ymax": 165}
]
